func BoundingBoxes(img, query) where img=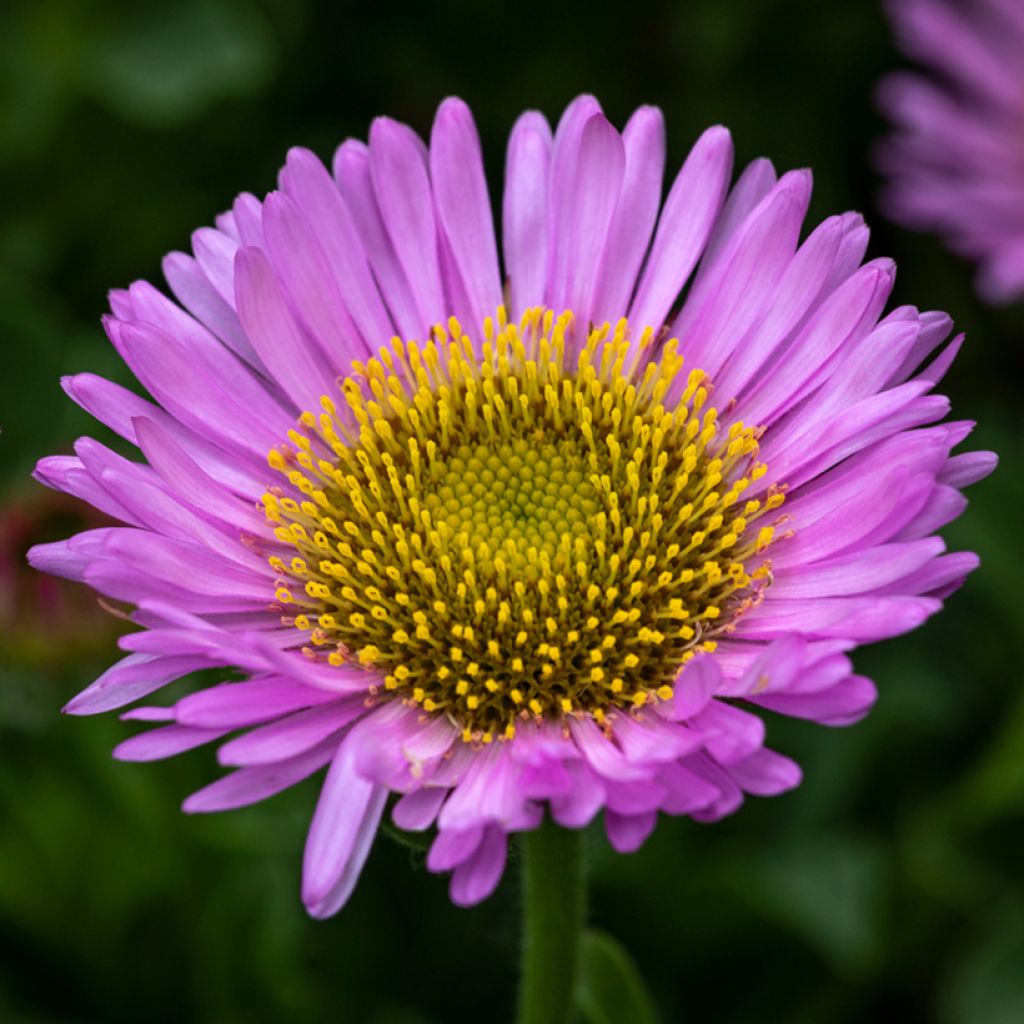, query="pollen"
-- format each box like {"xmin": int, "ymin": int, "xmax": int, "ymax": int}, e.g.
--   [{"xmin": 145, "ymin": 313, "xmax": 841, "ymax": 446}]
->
[{"xmin": 264, "ymin": 308, "xmax": 784, "ymax": 741}]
